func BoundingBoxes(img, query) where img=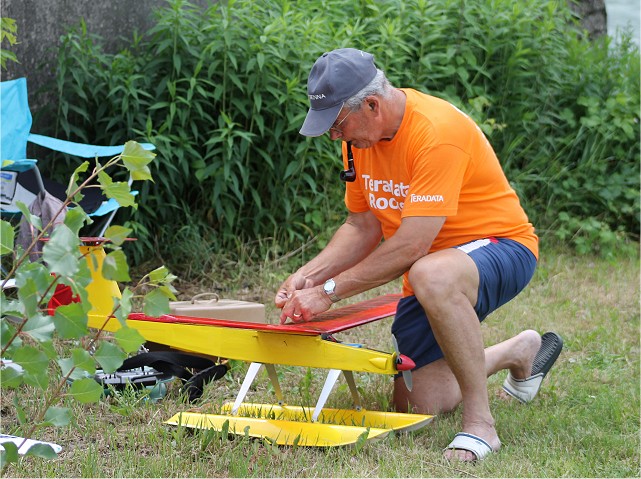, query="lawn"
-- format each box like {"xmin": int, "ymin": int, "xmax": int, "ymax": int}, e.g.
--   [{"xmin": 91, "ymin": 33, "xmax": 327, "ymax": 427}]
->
[{"xmin": 2, "ymin": 247, "xmax": 639, "ymax": 477}]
